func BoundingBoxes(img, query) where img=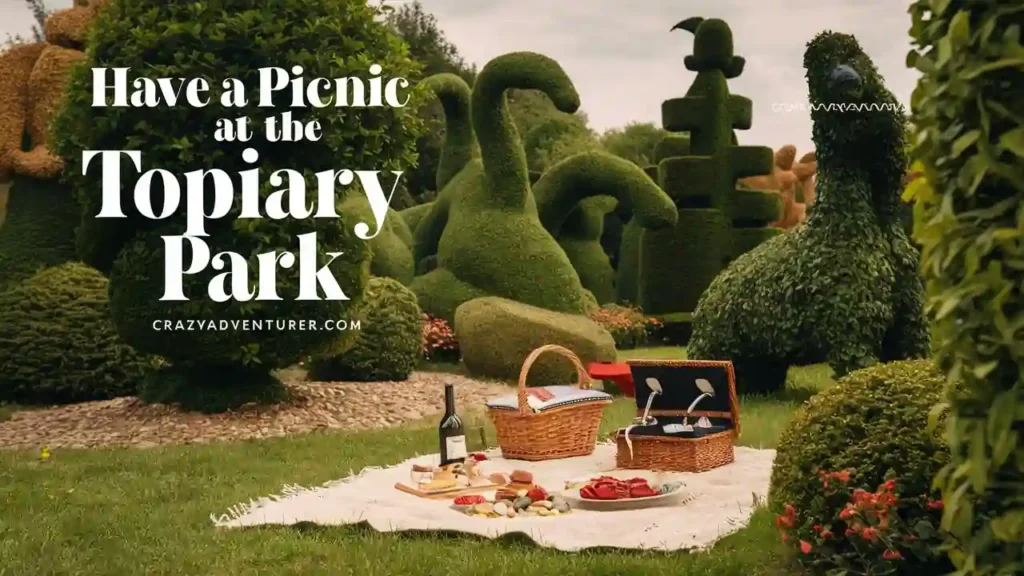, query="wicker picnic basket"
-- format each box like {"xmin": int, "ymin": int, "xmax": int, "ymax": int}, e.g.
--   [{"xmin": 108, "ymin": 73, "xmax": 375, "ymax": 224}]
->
[
  {"xmin": 488, "ymin": 344, "xmax": 611, "ymax": 461},
  {"xmin": 615, "ymin": 359, "xmax": 740, "ymax": 473}
]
